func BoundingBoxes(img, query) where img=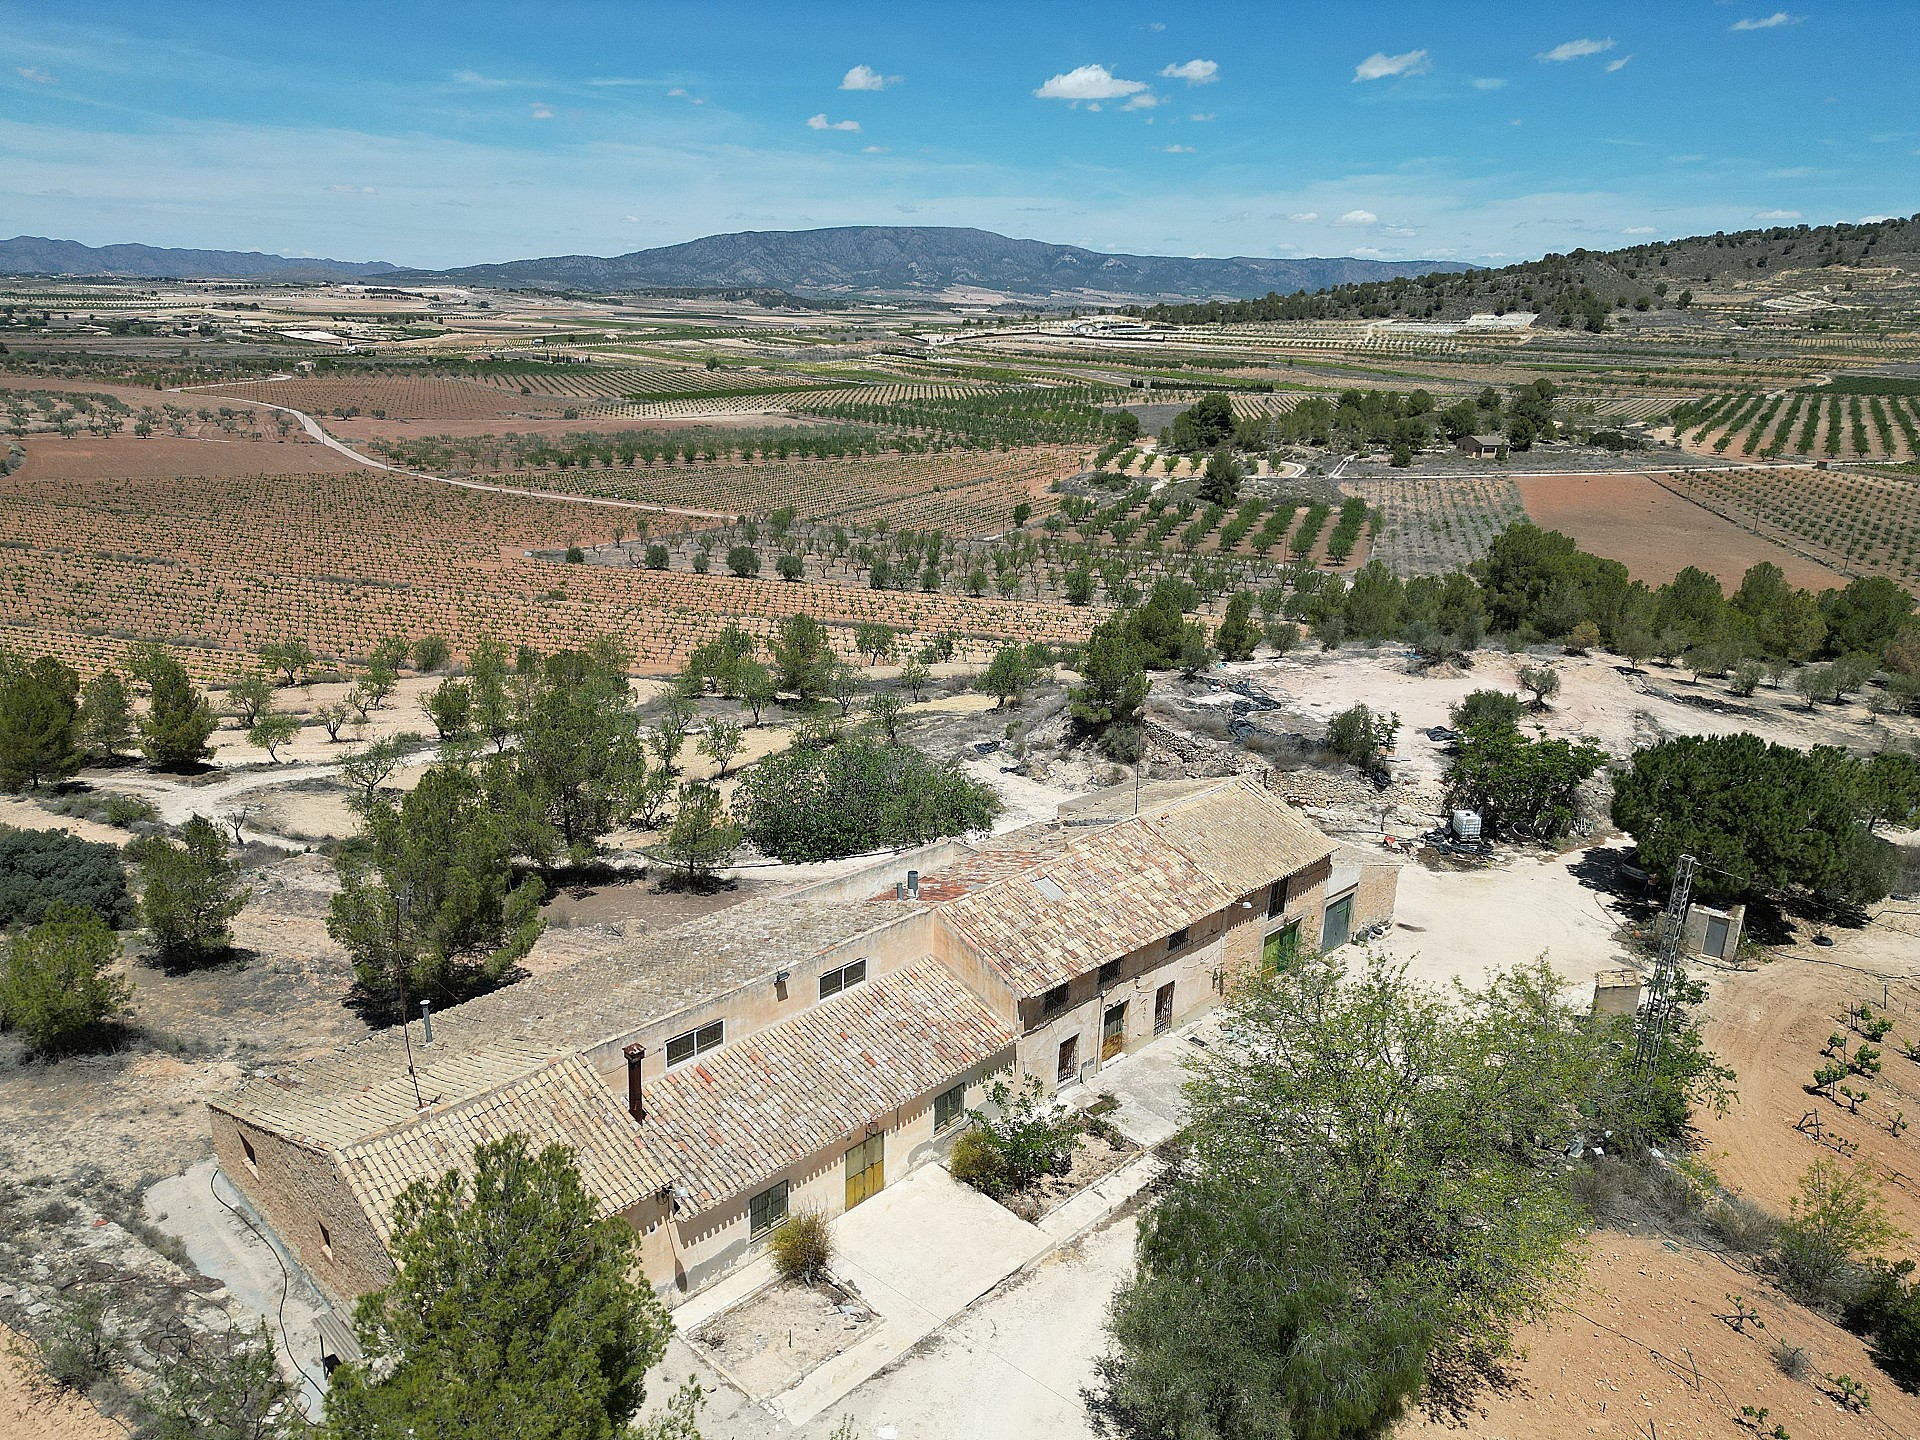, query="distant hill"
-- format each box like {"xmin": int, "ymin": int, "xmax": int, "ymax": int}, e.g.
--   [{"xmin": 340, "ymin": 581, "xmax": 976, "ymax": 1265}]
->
[
  {"xmin": 390, "ymin": 226, "xmax": 1471, "ymax": 301},
  {"xmin": 0, "ymin": 236, "xmax": 401, "ymax": 282},
  {"xmin": 1136, "ymin": 214, "xmax": 1920, "ymax": 328}
]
